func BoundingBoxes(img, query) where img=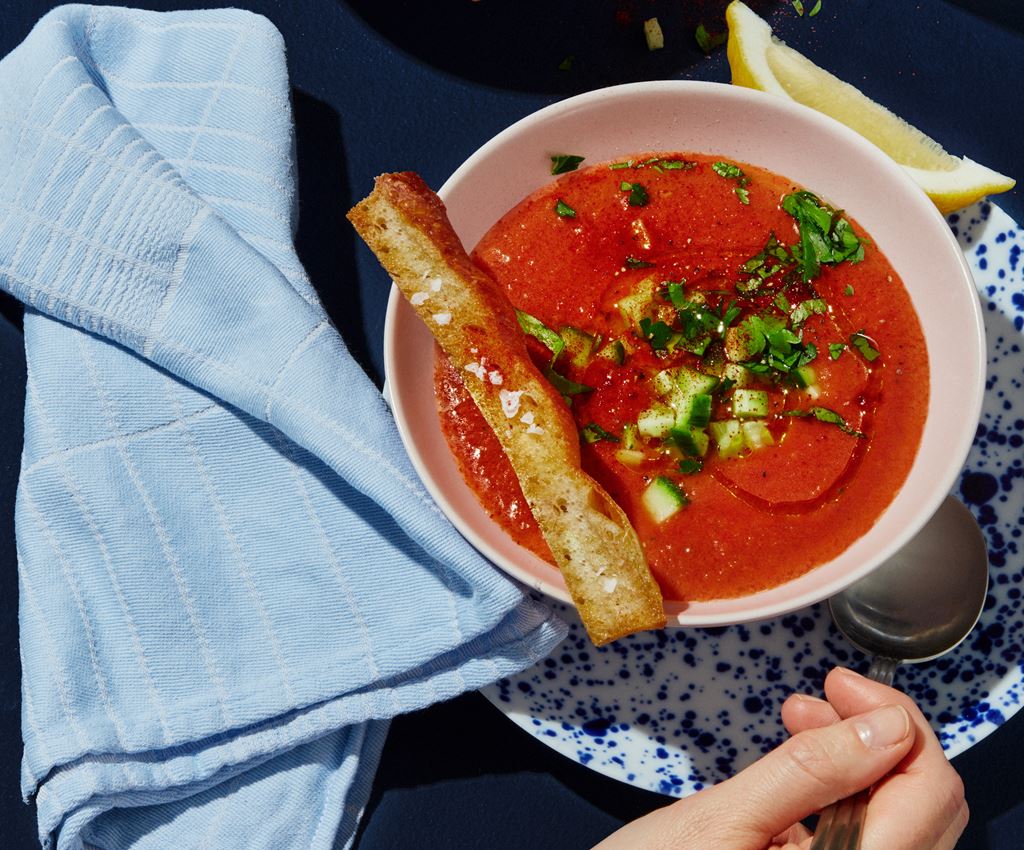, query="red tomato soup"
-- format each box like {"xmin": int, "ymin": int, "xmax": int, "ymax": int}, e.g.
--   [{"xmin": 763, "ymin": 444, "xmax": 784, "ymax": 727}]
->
[{"xmin": 434, "ymin": 154, "xmax": 928, "ymax": 601}]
